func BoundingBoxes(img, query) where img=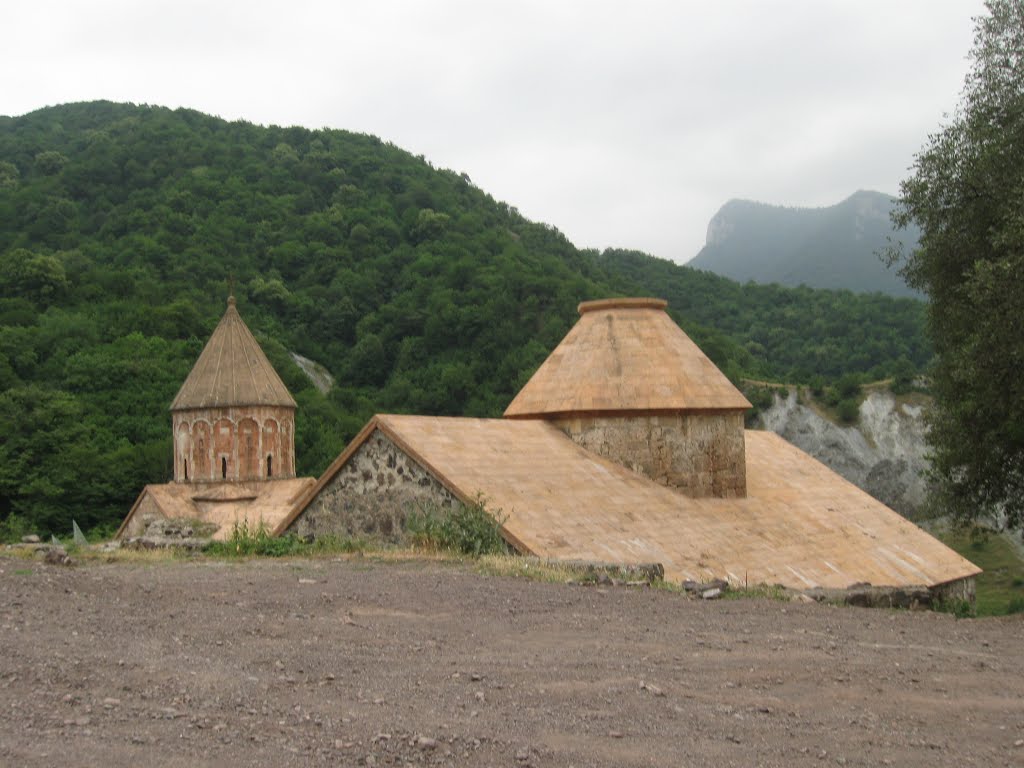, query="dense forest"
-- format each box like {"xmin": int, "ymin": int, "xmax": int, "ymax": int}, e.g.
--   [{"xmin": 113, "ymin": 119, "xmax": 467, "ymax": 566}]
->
[{"xmin": 0, "ymin": 101, "xmax": 929, "ymax": 537}]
